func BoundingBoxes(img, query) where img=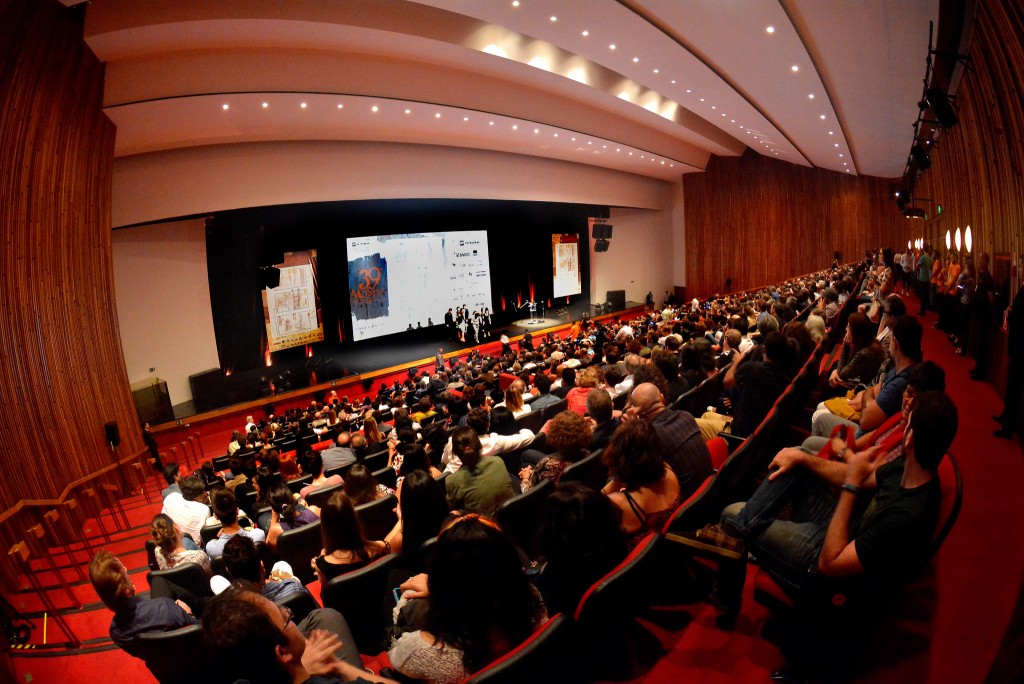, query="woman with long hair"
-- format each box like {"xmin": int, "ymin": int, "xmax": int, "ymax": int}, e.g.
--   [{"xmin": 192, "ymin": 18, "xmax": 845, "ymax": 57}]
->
[
  {"xmin": 396, "ymin": 443, "xmax": 442, "ymax": 485},
  {"xmin": 388, "ymin": 515, "xmax": 547, "ymax": 683},
  {"xmin": 828, "ymin": 312, "xmax": 885, "ymax": 392},
  {"xmin": 312, "ymin": 491, "xmax": 391, "ymax": 583},
  {"xmin": 343, "ymin": 463, "xmax": 393, "ymax": 505},
  {"xmin": 150, "ymin": 513, "xmax": 212, "ymax": 573},
  {"xmin": 499, "ymin": 379, "xmax": 530, "ymax": 418},
  {"xmin": 363, "ymin": 413, "xmax": 385, "ymax": 445},
  {"xmin": 386, "ymin": 469, "xmax": 449, "ymax": 568},
  {"xmin": 265, "ymin": 482, "xmax": 319, "ymax": 550}
]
